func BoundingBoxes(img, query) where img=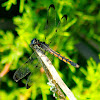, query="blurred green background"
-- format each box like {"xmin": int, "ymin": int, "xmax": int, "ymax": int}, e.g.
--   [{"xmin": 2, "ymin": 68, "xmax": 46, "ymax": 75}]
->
[{"xmin": 0, "ymin": 0, "xmax": 100, "ymax": 100}]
